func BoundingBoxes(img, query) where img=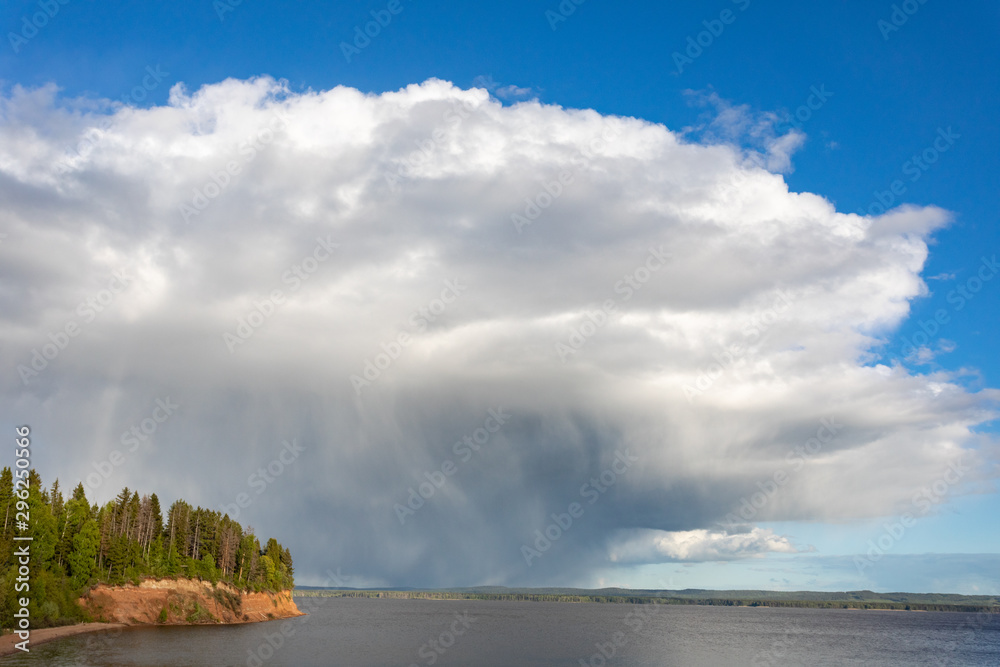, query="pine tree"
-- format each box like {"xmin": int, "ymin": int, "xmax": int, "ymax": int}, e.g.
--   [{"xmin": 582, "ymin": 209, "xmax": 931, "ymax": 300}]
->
[
  {"xmin": 0, "ymin": 469, "xmax": 12, "ymax": 569},
  {"xmin": 126, "ymin": 492, "xmax": 140, "ymax": 540},
  {"xmin": 50, "ymin": 480, "xmax": 71, "ymax": 569},
  {"xmin": 27, "ymin": 470, "xmax": 57, "ymax": 566},
  {"xmin": 67, "ymin": 519, "xmax": 99, "ymax": 587},
  {"xmin": 147, "ymin": 494, "xmax": 163, "ymax": 559}
]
